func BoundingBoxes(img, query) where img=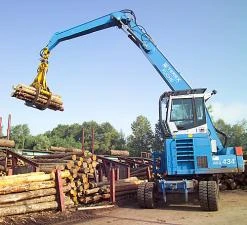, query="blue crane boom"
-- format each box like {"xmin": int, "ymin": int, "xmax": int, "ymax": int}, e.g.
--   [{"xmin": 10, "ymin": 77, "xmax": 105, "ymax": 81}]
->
[{"xmin": 44, "ymin": 9, "xmax": 223, "ymax": 150}]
